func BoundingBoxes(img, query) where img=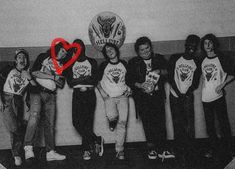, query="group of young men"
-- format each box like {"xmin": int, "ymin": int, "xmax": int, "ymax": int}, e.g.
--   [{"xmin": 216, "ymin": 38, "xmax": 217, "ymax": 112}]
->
[{"xmin": 0, "ymin": 33, "xmax": 234, "ymax": 167}]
